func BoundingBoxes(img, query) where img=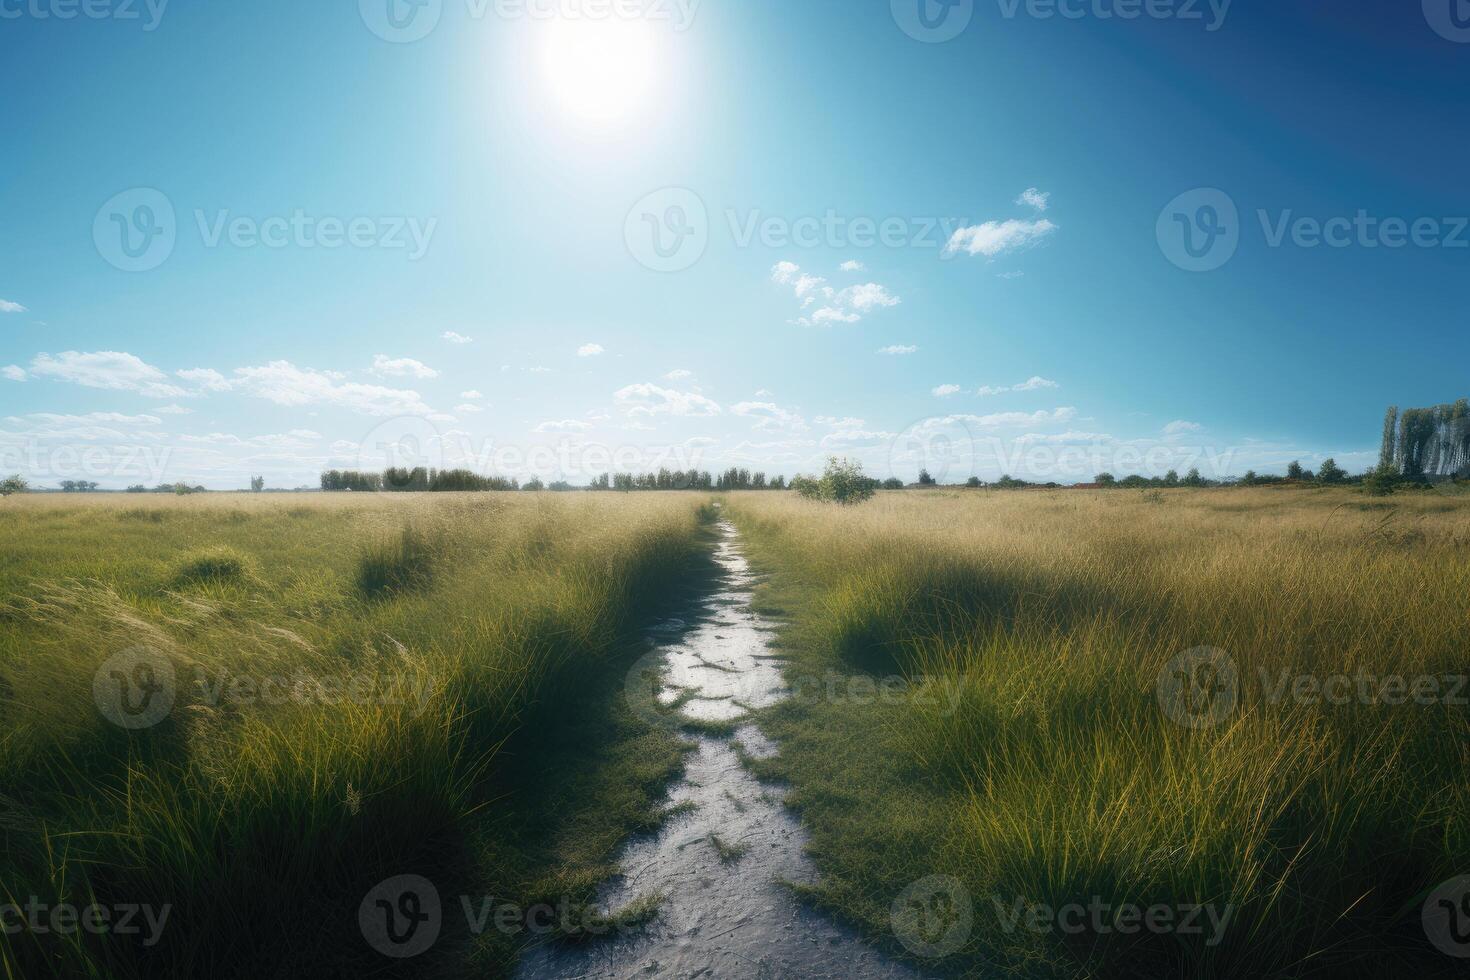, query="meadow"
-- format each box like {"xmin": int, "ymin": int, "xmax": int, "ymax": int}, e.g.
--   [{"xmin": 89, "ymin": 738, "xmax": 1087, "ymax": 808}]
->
[
  {"xmin": 724, "ymin": 487, "xmax": 1470, "ymax": 978},
  {"xmin": 0, "ymin": 492, "xmax": 716, "ymax": 978},
  {"xmin": 3, "ymin": 485, "xmax": 1467, "ymax": 978}
]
